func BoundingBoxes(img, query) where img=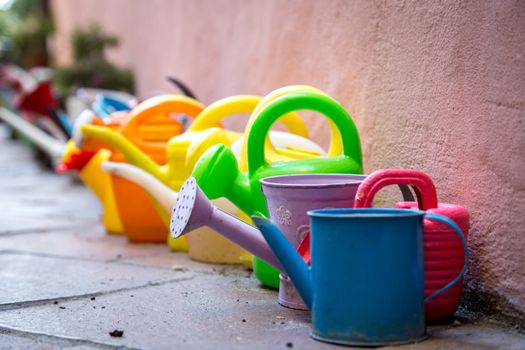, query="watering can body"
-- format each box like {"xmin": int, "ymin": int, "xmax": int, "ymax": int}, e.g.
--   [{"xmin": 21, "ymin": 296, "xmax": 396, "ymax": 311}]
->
[
  {"xmin": 193, "ymin": 90, "xmax": 363, "ymax": 288},
  {"xmin": 252, "ymin": 208, "xmax": 468, "ymax": 346},
  {"xmin": 260, "ymin": 174, "xmax": 365, "ymax": 309},
  {"xmin": 354, "ymin": 169, "xmax": 470, "ymax": 320},
  {"xmin": 58, "ymin": 140, "xmax": 123, "ymax": 234},
  {"xmin": 80, "ymin": 95, "xmax": 204, "ymax": 242}
]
